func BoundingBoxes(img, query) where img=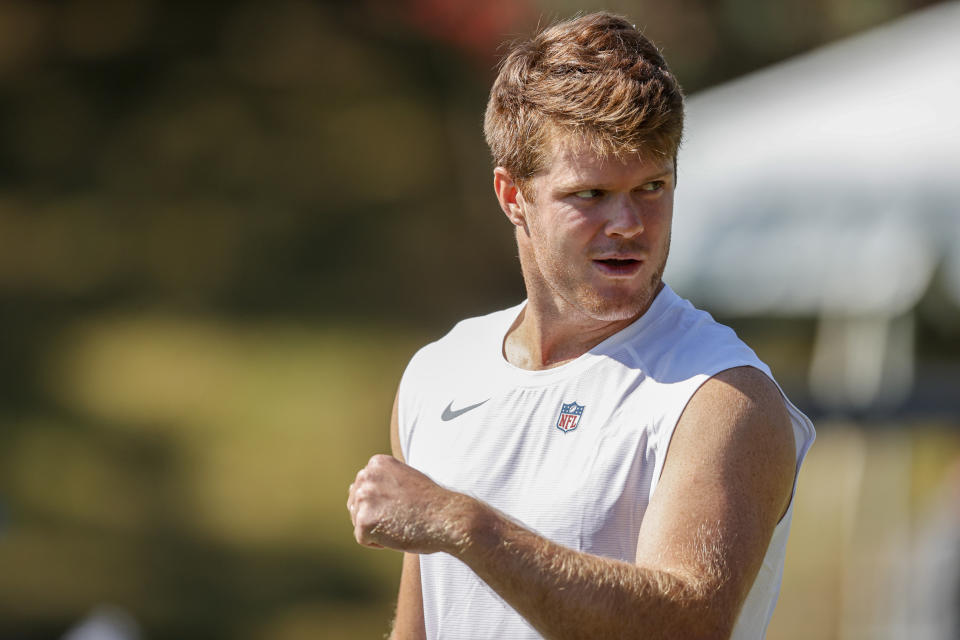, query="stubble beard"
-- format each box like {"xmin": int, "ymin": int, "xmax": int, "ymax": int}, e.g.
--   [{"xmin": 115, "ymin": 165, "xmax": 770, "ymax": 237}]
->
[
  {"xmin": 576, "ymin": 253, "xmax": 667, "ymax": 321},
  {"xmin": 543, "ymin": 230, "xmax": 671, "ymax": 323}
]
